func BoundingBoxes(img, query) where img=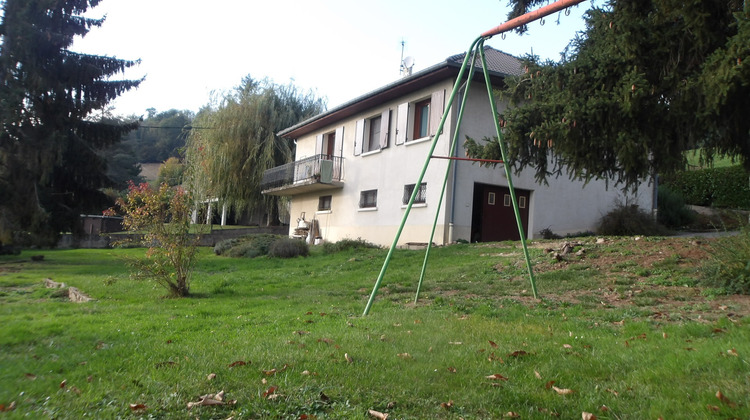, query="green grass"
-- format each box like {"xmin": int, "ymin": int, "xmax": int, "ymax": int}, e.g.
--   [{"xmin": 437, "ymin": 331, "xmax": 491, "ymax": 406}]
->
[
  {"xmin": 685, "ymin": 149, "xmax": 738, "ymax": 169},
  {"xmin": 0, "ymin": 242, "xmax": 748, "ymax": 419}
]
